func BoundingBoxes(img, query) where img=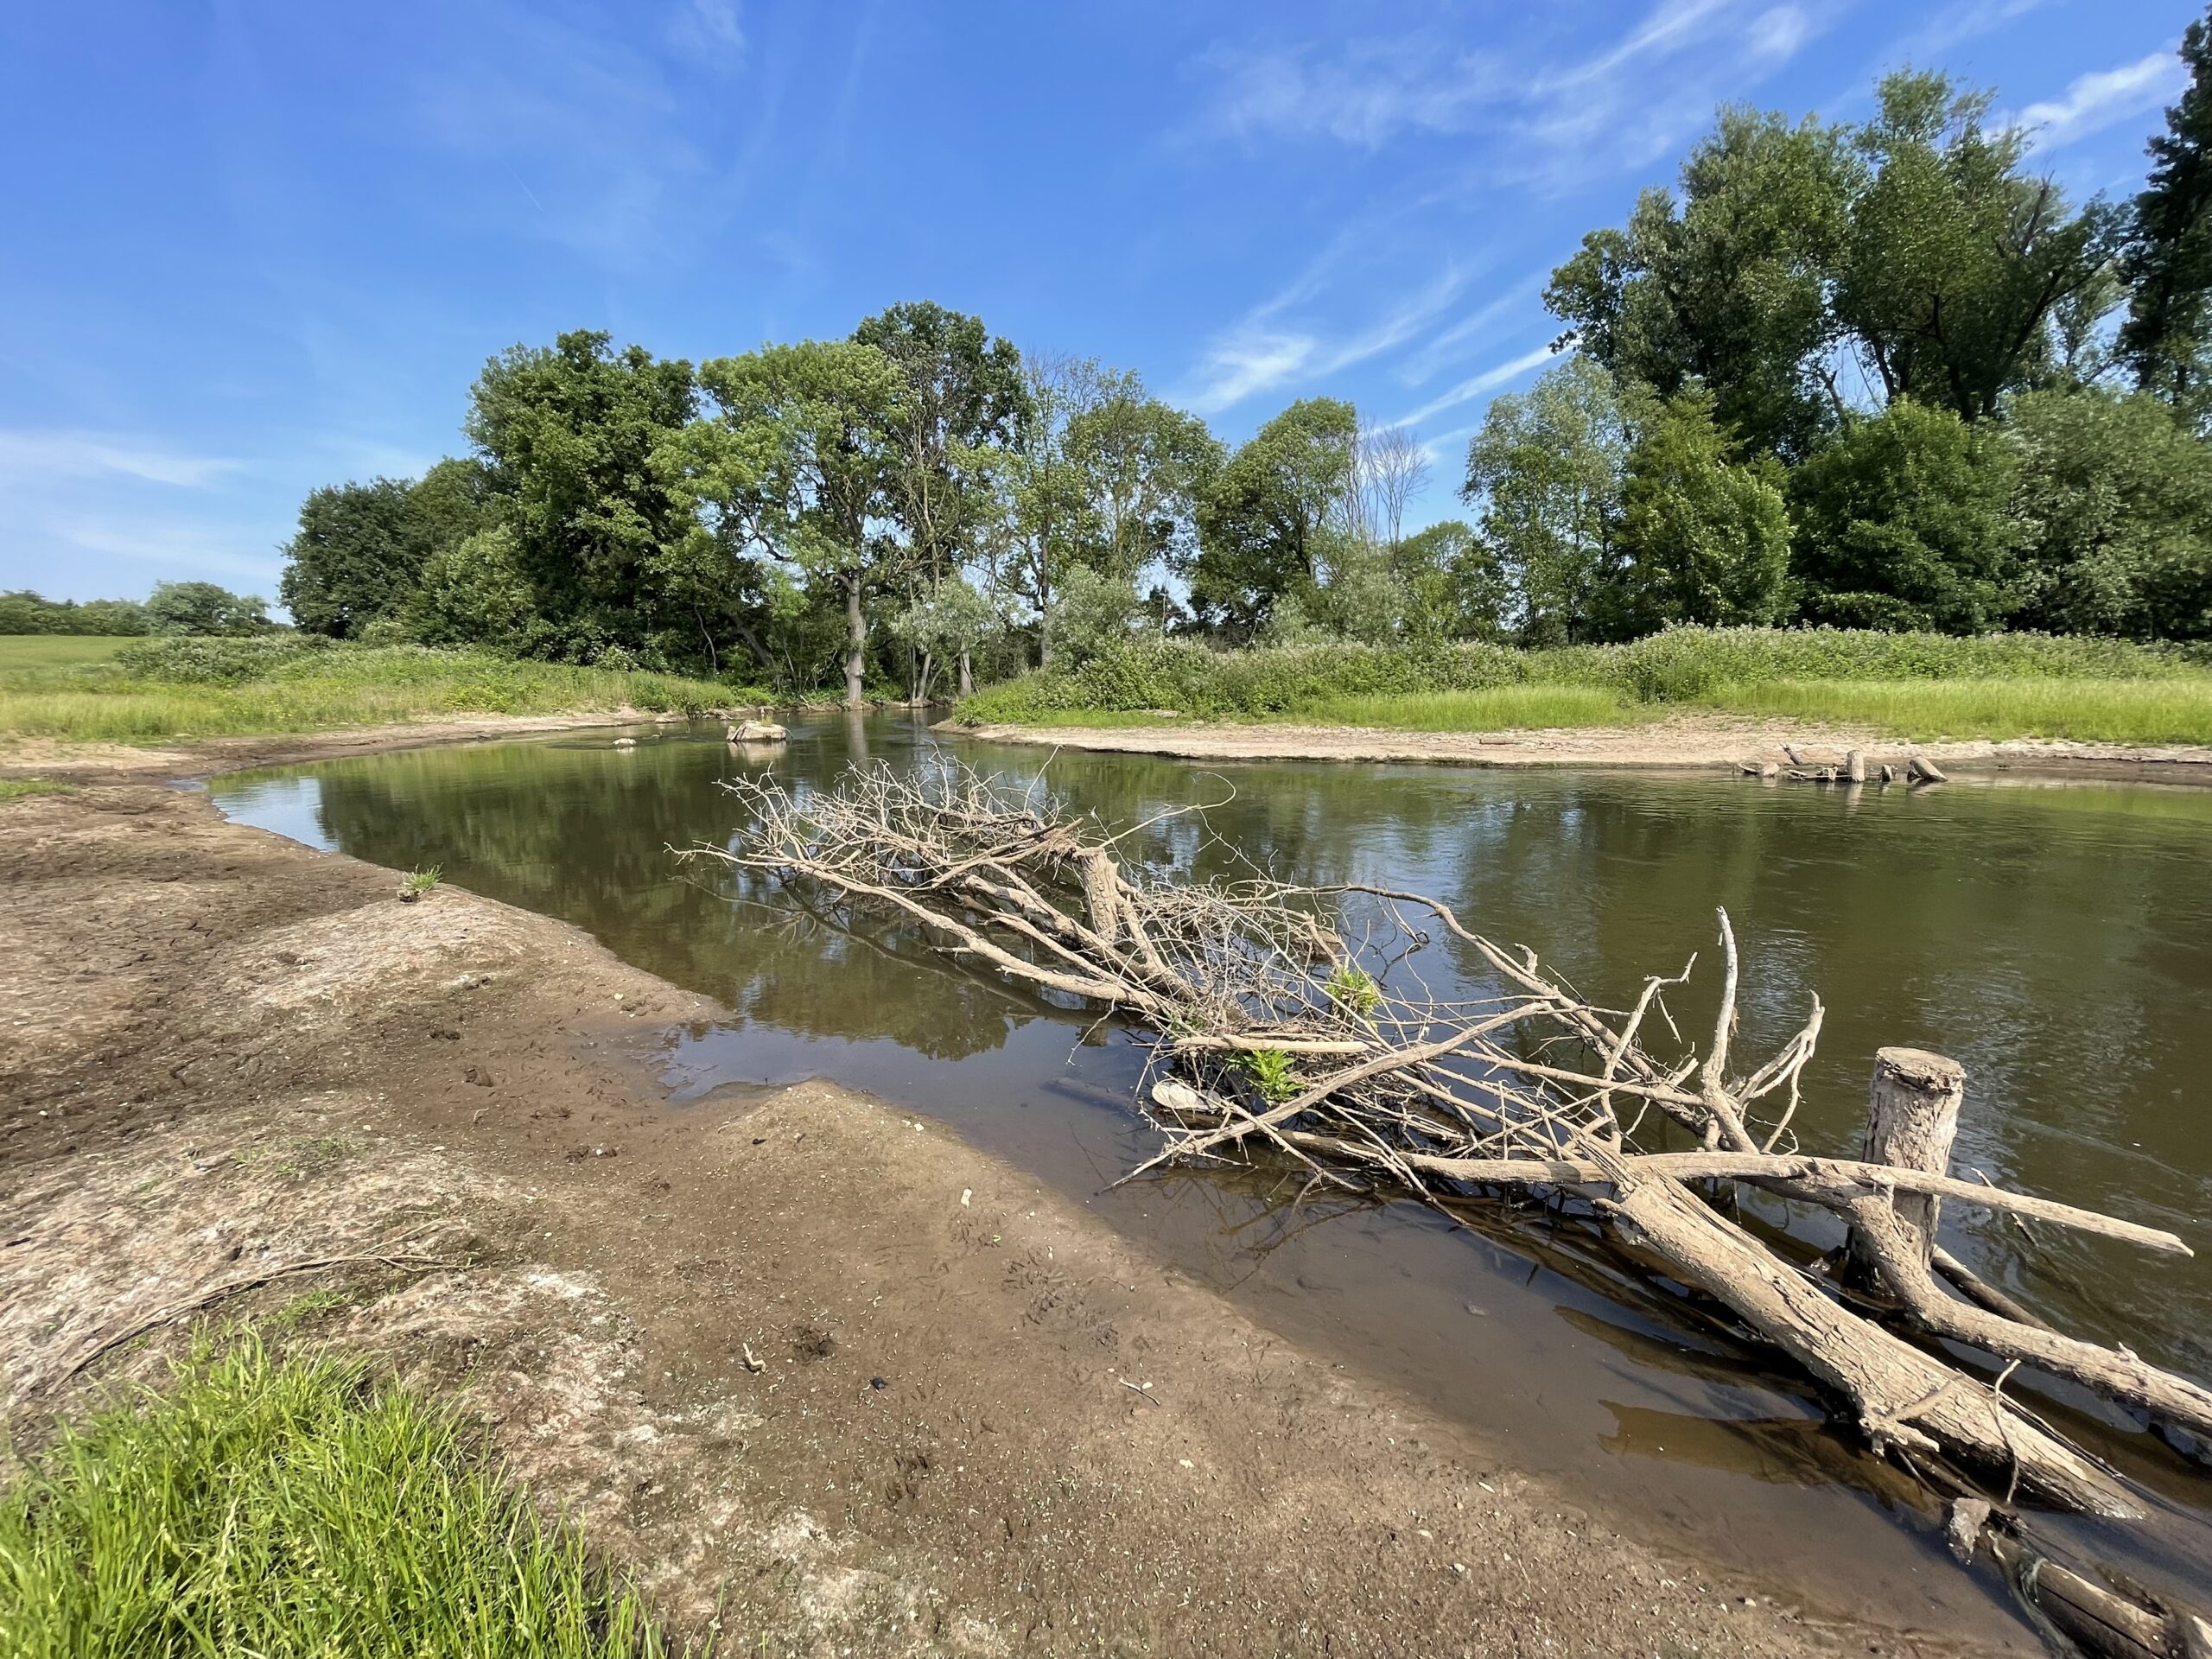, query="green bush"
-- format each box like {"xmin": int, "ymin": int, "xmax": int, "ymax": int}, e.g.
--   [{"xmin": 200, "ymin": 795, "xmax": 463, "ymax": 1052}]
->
[
  {"xmin": 957, "ymin": 626, "xmax": 2202, "ymax": 724},
  {"xmin": 115, "ymin": 633, "xmax": 334, "ymax": 685}
]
